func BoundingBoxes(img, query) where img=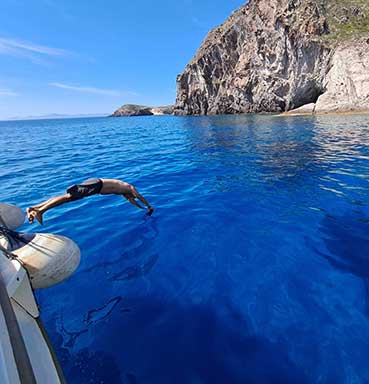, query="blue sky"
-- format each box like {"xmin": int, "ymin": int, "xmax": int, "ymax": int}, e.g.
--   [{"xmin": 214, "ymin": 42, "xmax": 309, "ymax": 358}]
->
[{"xmin": 0, "ymin": 0, "xmax": 245, "ymax": 120}]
